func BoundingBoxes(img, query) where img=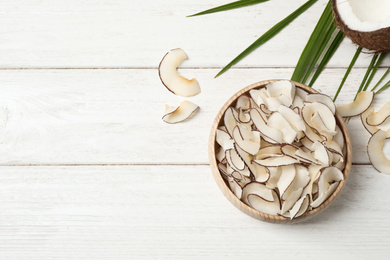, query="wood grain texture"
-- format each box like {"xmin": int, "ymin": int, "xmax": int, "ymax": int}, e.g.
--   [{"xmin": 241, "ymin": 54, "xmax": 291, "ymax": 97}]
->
[
  {"xmin": 0, "ymin": 68, "xmax": 386, "ymax": 164},
  {"xmin": 0, "ymin": 165, "xmax": 389, "ymax": 259},
  {"xmin": 0, "ymin": 0, "xmax": 388, "ymax": 68}
]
